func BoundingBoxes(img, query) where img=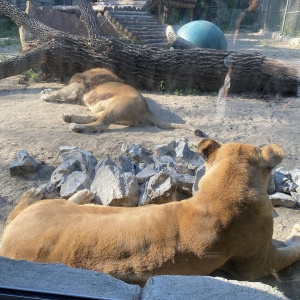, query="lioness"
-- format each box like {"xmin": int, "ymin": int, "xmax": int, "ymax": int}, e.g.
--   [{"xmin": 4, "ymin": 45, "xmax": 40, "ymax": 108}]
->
[
  {"xmin": 1, "ymin": 139, "xmax": 300, "ymax": 285},
  {"xmin": 40, "ymin": 68, "xmax": 201, "ymax": 134}
]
